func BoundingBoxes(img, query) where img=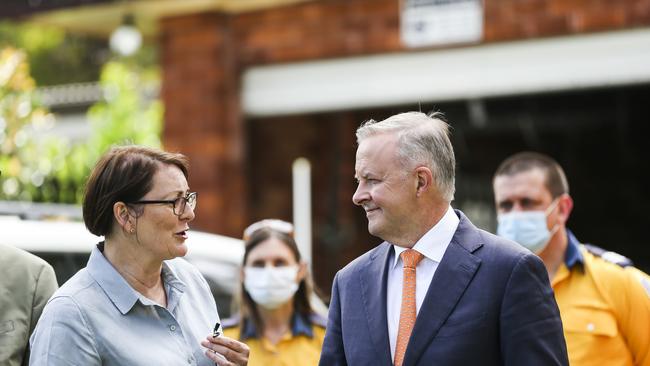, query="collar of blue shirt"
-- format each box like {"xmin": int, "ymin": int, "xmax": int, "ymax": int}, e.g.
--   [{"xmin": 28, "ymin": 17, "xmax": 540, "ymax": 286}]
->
[
  {"xmin": 86, "ymin": 242, "xmax": 187, "ymax": 314},
  {"xmin": 564, "ymin": 230, "xmax": 585, "ymax": 270}
]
